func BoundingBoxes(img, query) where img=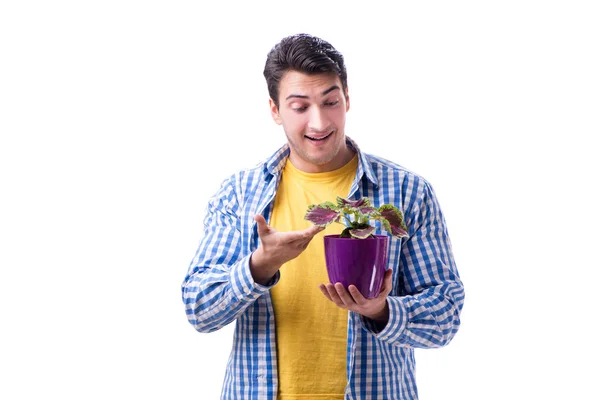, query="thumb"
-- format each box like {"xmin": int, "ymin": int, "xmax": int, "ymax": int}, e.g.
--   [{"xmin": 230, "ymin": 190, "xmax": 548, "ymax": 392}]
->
[
  {"xmin": 254, "ymin": 215, "xmax": 270, "ymax": 236},
  {"xmin": 381, "ymin": 268, "xmax": 394, "ymax": 296},
  {"xmin": 384, "ymin": 268, "xmax": 393, "ymax": 283}
]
